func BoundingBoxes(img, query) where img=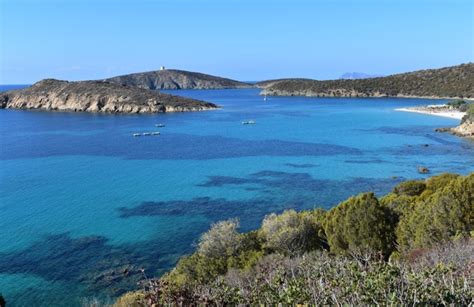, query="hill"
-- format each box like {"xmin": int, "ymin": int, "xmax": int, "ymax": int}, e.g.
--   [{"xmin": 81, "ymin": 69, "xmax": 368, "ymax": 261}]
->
[
  {"xmin": 0, "ymin": 79, "xmax": 218, "ymax": 113},
  {"xmin": 105, "ymin": 69, "xmax": 253, "ymax": 90},
  {"xmin": 260, "ymin": 63, "xmax": 474, "ymax": 98}
]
